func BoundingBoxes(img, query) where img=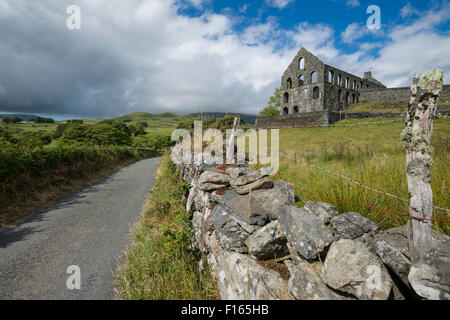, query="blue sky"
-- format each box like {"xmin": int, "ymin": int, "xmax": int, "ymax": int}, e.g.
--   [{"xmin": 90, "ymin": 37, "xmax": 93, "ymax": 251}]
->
[
  {"xmin": 0, "ymin": 0, "xmax": 449, "ymax": 118},
  {"xmin": 179, "ymin": 0, "xmax": 450, "ymax": 56}
]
